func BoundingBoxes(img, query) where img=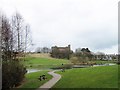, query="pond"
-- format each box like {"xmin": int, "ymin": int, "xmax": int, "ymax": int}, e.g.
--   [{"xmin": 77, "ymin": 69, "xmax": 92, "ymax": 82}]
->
[
  {"xmin": 26, "ymin": 63, "xmax": 116, "ymax": 73},
  {"xmin": 26, "ymin": 69, "xmax": 52, "ymax": 73},
  {"xmin": 73, "ymin": 63, "xmax": 116, "ymax": 68},
  {"xmin": 26, "ymin": 69, "xmax": 41, "ymax": 73},
  {"xmin": 93, "ymin": 63, "xmax": 116, "ymax": 67}
]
